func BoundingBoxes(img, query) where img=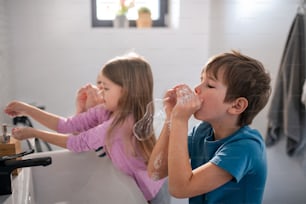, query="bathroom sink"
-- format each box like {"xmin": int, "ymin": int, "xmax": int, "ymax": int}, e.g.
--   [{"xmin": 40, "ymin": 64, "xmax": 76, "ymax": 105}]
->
[{"xmin": 2, "ymin": 149, "xmax": 147, "ymax": 204}]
